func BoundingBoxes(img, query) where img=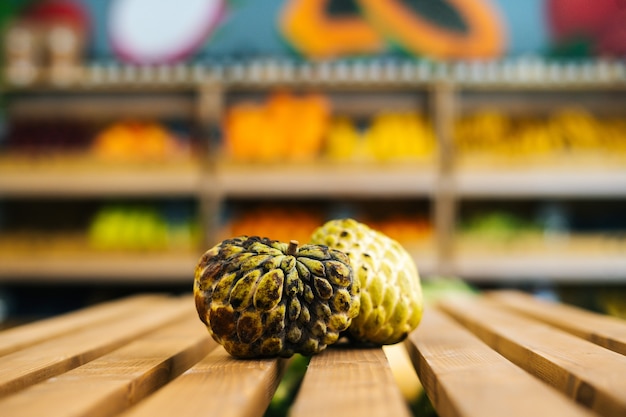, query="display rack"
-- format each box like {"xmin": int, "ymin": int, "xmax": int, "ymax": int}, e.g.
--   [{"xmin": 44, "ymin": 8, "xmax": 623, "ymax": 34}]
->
[{"xmin": 1, "ymin": 59, "xmax": 625, "ymax": 284}]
